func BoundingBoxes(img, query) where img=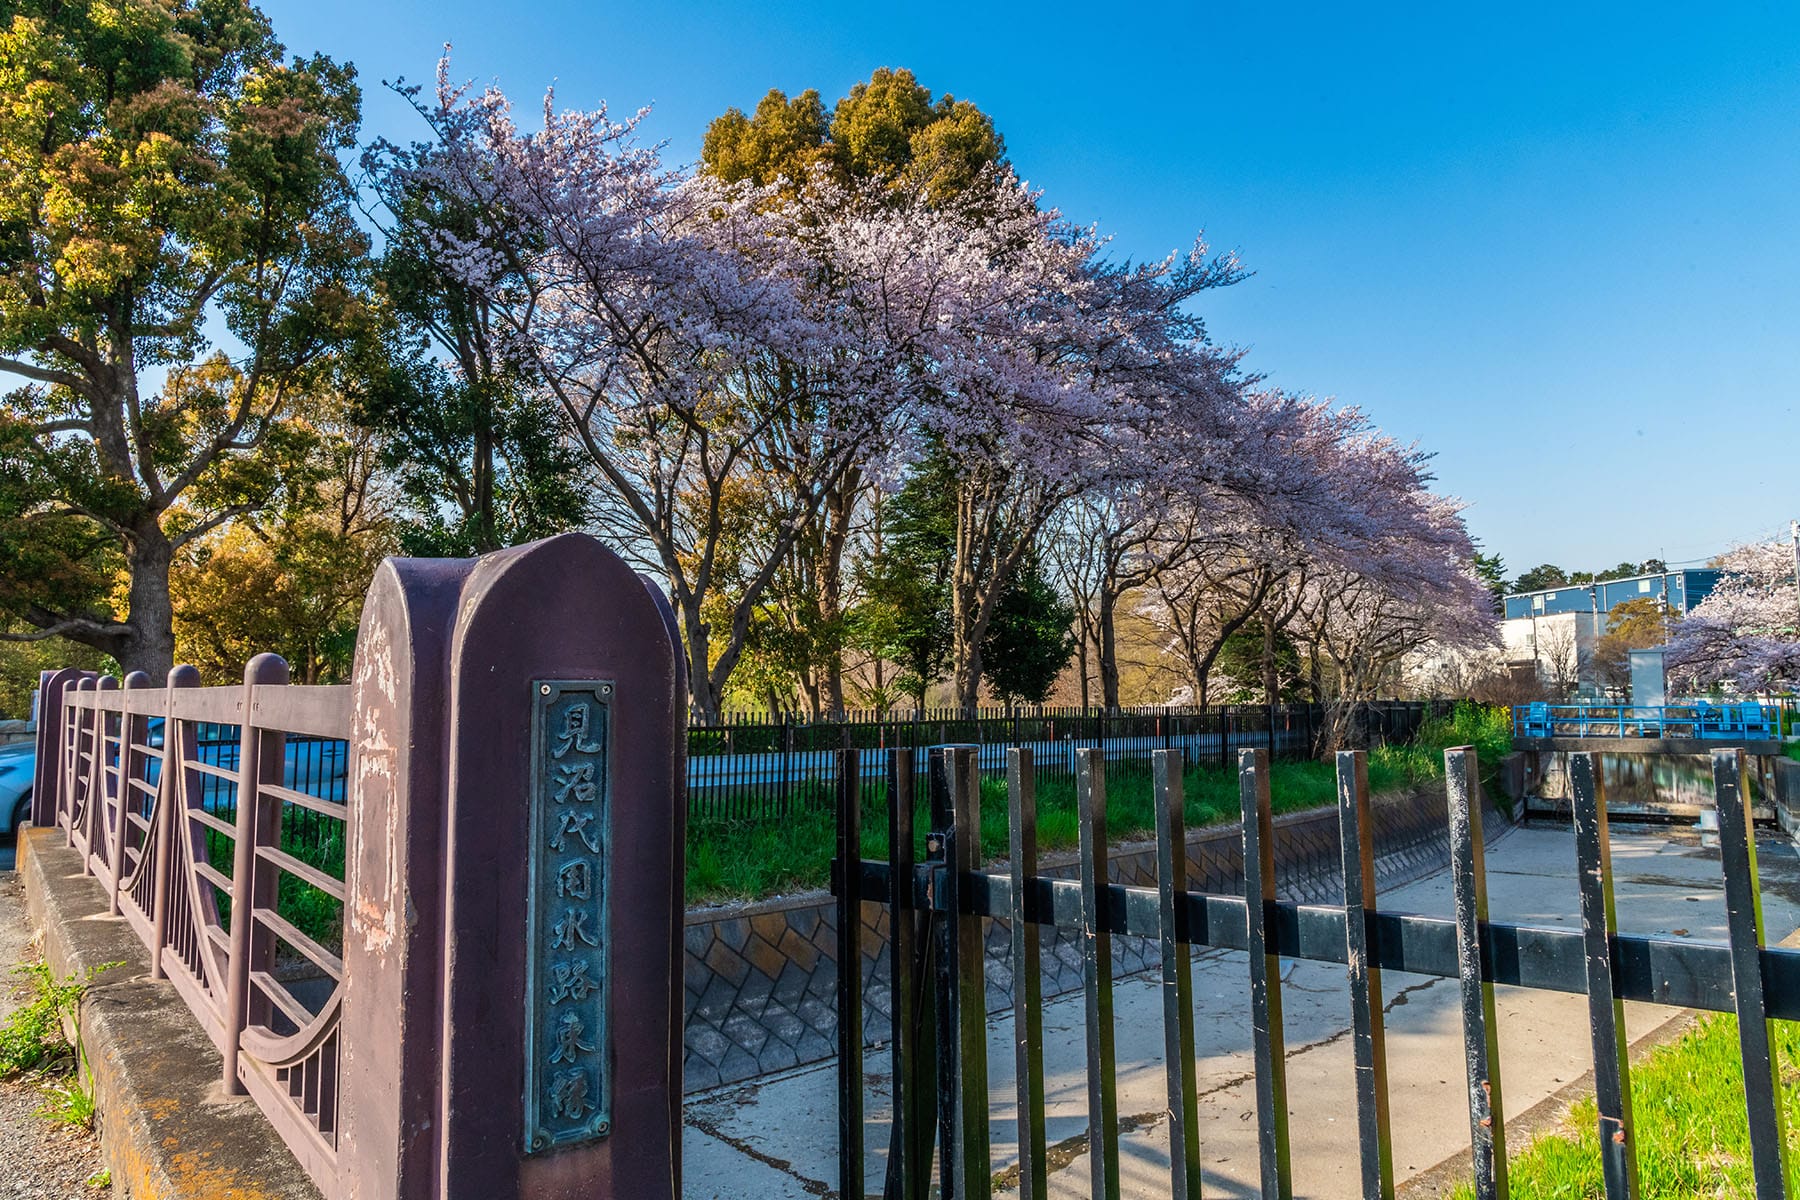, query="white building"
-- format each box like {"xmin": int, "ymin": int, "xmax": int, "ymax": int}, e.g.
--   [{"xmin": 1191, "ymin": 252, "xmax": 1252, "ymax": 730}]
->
[{"xmin": 1500, "ymin": 610, "xmax": 1602, "ymax": 697}]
